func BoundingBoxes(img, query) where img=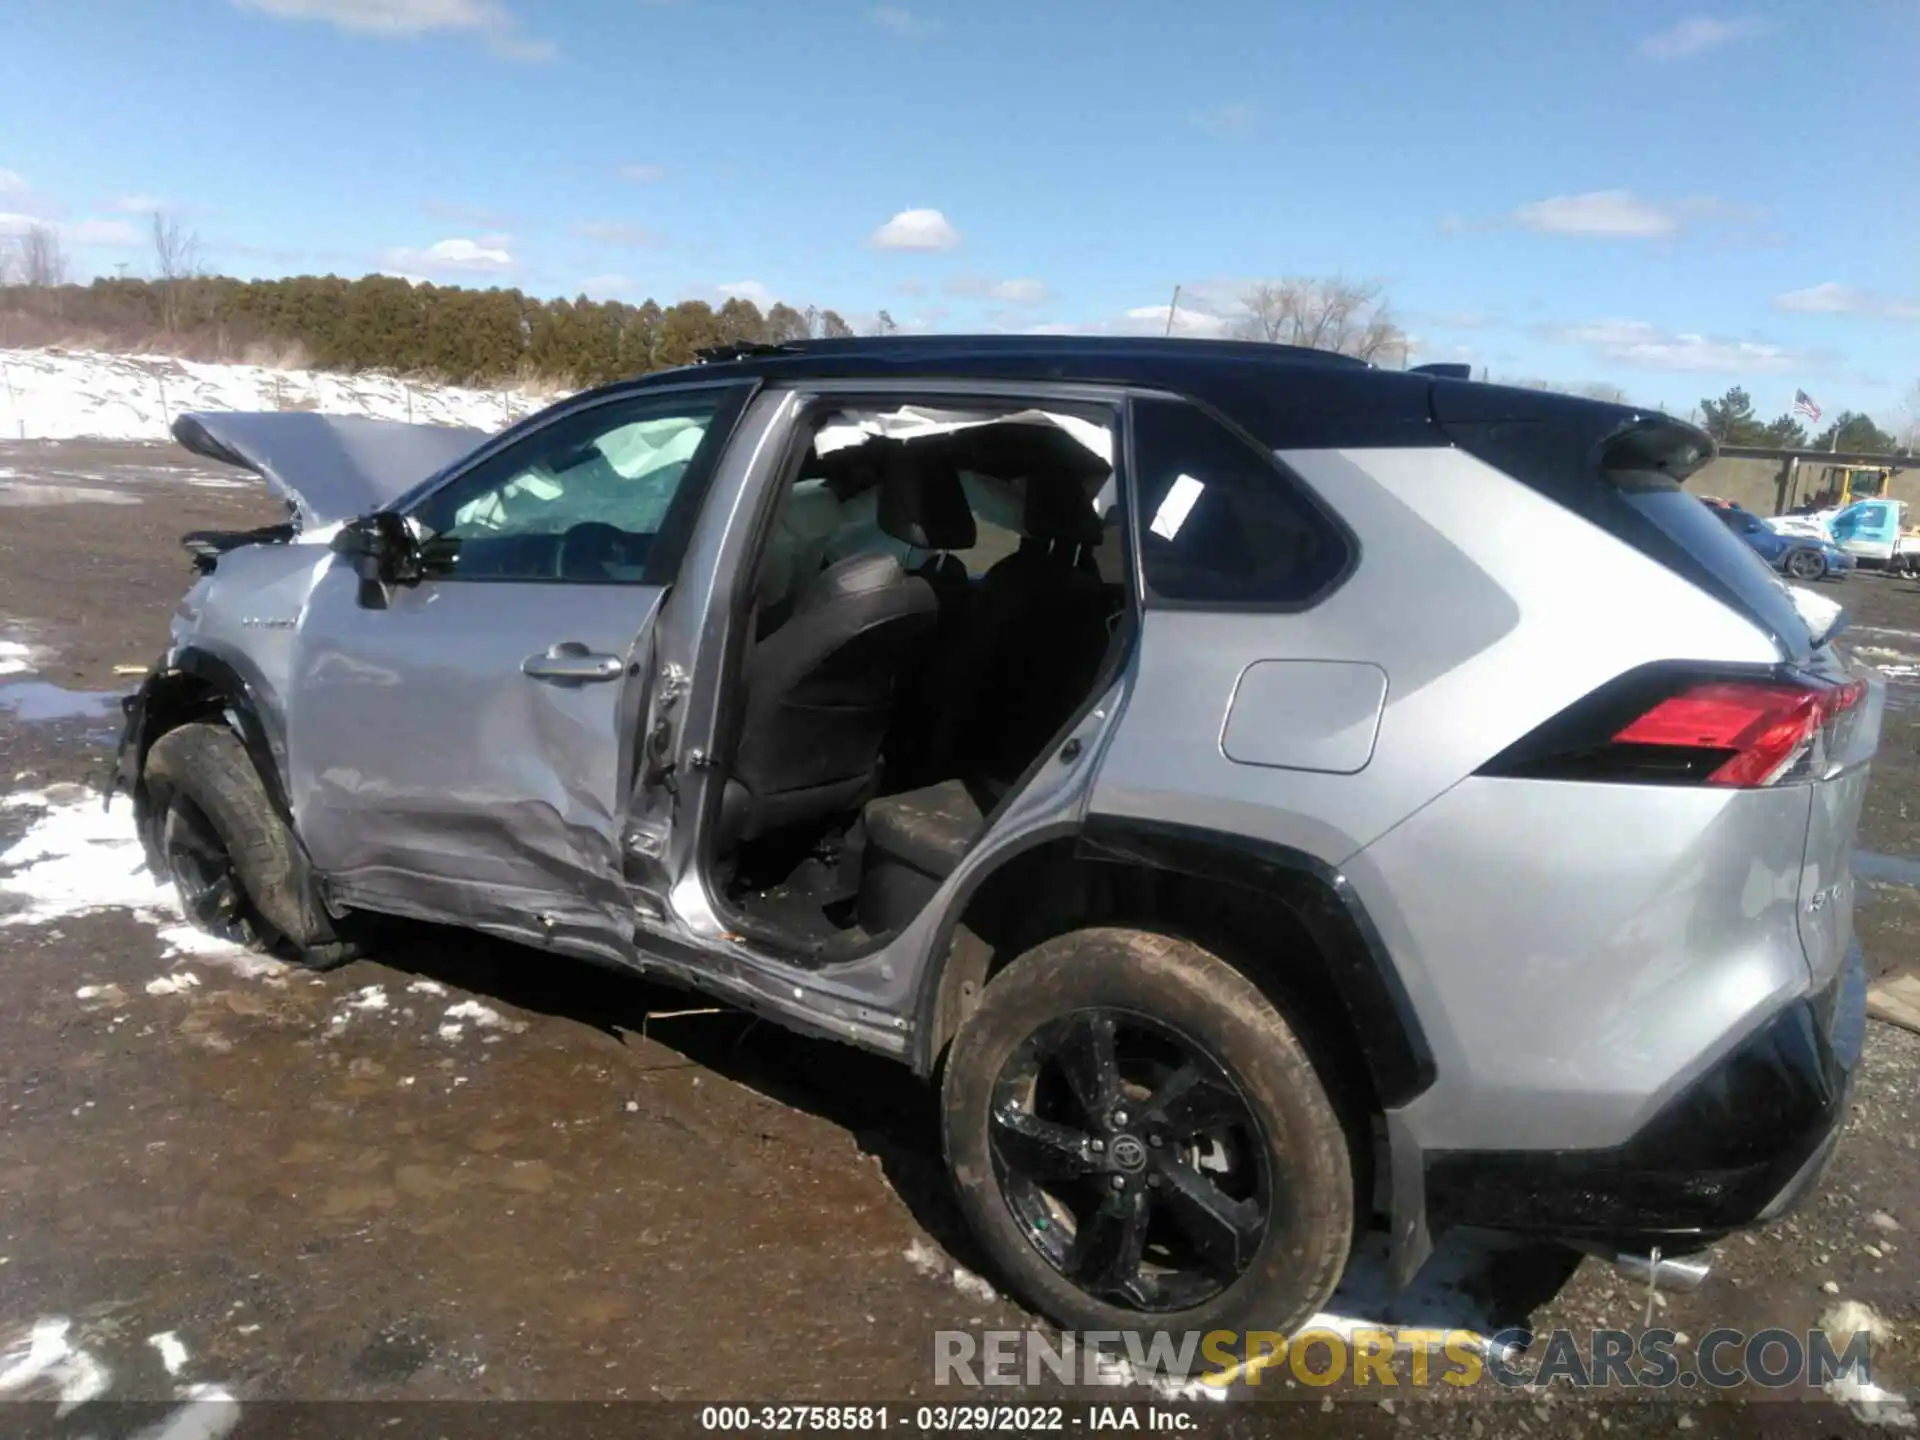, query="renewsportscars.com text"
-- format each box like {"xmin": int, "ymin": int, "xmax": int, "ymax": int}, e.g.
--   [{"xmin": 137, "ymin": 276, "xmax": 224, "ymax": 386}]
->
[{"xmin": 934, "ymin": 1326, "xmax": 1877, "ymax": 1391}]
